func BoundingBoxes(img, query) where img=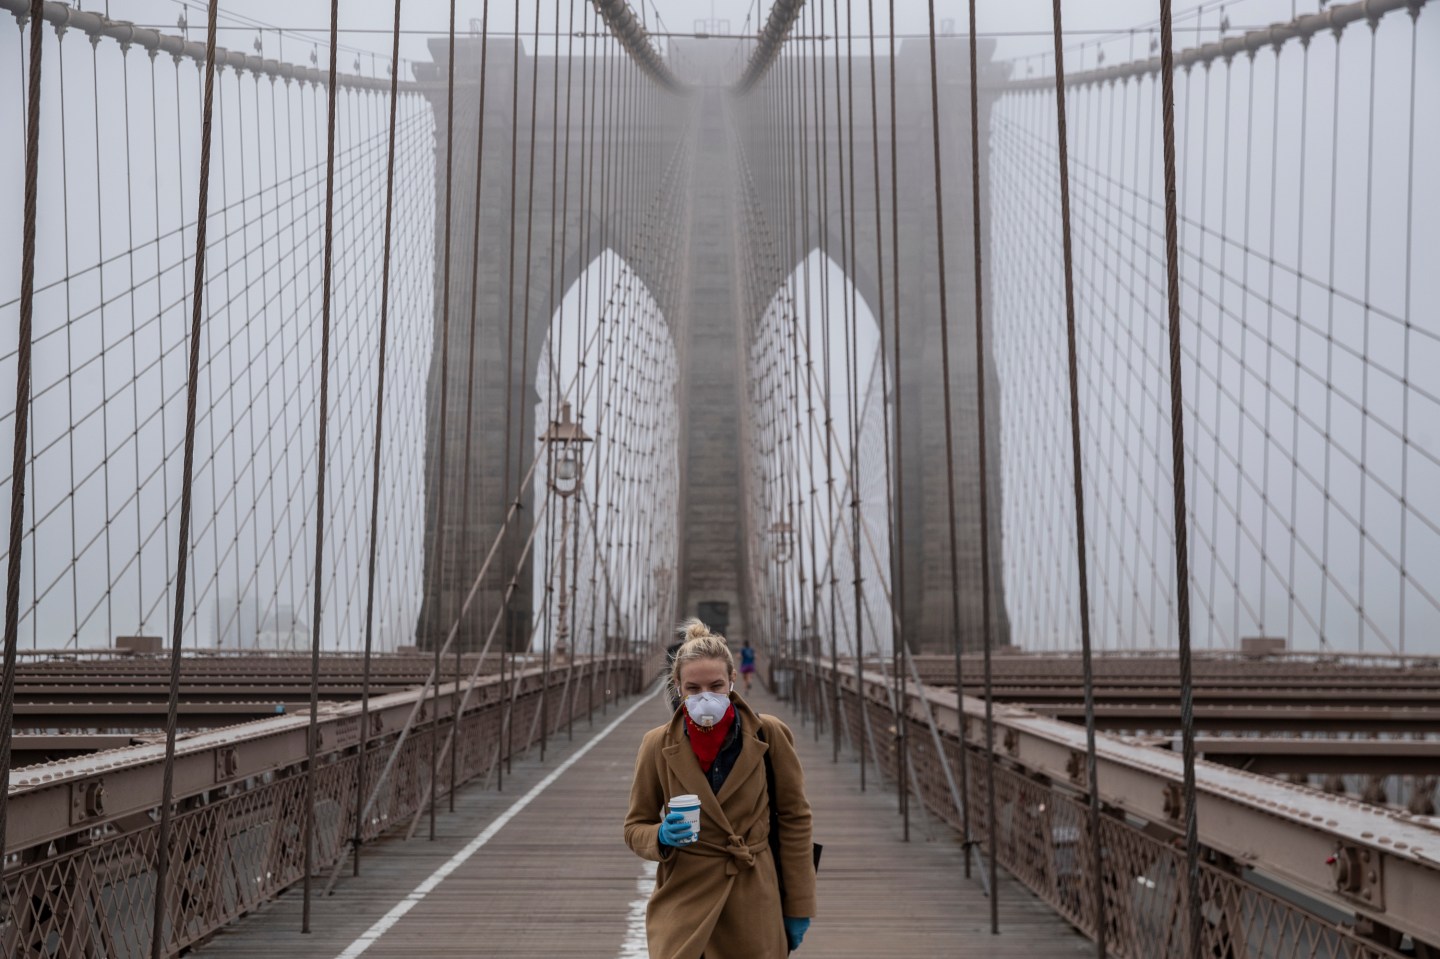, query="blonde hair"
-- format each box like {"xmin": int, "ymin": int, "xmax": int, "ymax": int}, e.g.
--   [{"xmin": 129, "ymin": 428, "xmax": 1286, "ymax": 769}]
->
[{"xmin": 669, "ymin": 619, "xmax": 735, "ymax": 699}]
